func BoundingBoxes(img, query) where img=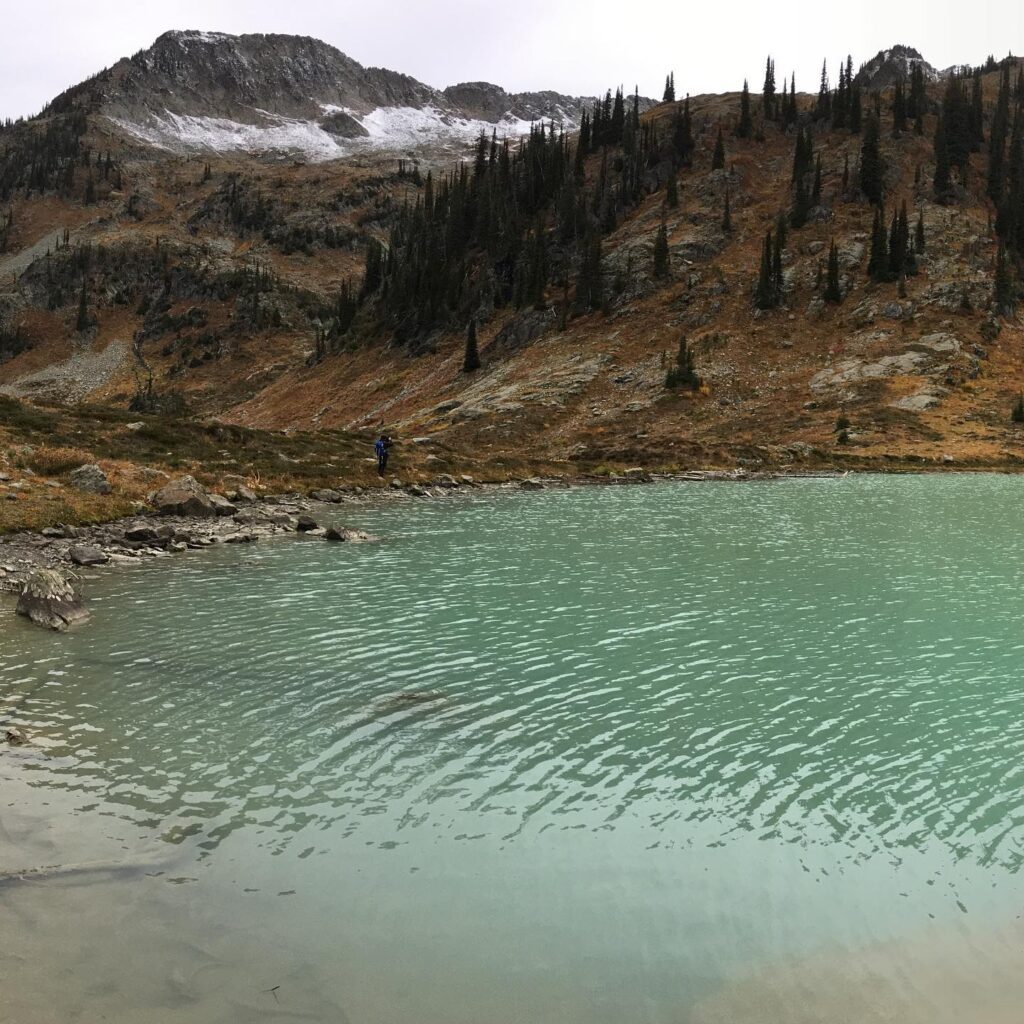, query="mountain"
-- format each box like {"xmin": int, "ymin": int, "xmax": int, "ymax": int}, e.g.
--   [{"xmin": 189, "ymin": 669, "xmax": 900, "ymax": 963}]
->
[
  {"xmin": 855, "ymin": 45, "xmax": 940, "ymax": 90},
  {"xmin": 1, "ymin": 36, "xmax": 1024, "ymax": 510},
  {"xmin": 52, "ymin": 30, "xmax": 612, "ymax": 160}
]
